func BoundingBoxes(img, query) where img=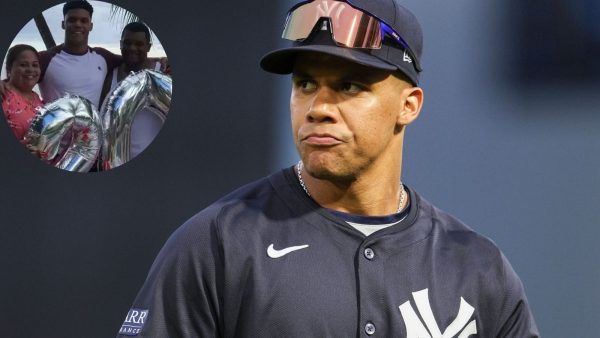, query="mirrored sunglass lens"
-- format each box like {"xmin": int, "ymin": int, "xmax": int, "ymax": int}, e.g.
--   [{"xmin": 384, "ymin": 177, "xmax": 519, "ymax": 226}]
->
[
  {"xmin": 332, "ymin": 10, "xmax": 381, "ymax": 48},
  {"xmin": 282, "ymin": 2, "xmax": 321, "ymax": 40}
]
